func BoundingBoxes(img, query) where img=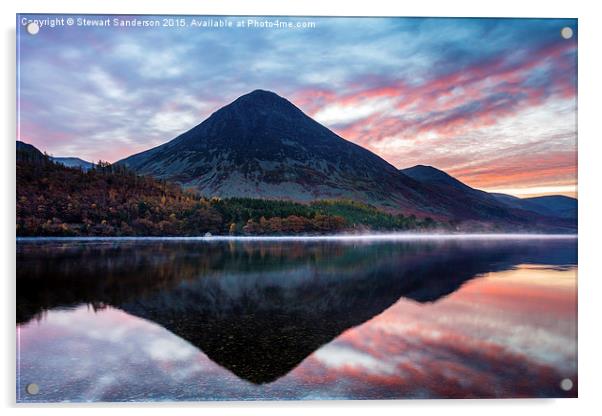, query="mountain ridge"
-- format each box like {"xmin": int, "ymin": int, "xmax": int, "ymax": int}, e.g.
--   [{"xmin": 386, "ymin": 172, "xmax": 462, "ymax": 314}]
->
[
  {"xmin": 492, "ymin": 193, "xmax": 577, "ymax": 220},
  {"xmin": 401, "ymin": 164, "xmax": 577, "ymax": 227},
  {"xmin": 49, "ymin": 157, "xmax": 94, "ymax": 171}
]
